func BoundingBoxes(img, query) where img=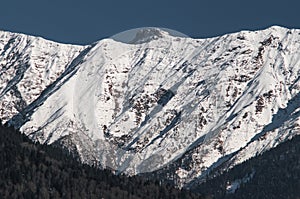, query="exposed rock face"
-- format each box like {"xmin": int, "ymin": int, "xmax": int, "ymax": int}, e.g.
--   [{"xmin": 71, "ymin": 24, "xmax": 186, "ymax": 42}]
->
[{"xmin": 1, "ymin": 26, "xmax": 300, "ymax": 186}]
